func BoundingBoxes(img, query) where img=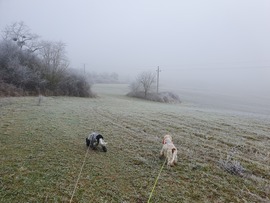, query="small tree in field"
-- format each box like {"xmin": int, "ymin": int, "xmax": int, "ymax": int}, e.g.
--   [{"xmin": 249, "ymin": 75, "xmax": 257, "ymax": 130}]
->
[
  {"xmin": 135, "ymin": 71, "xmax": 156, "ymax": 97},
  {"xmin": 128, "ymin": 70, "xmax": 181, "ymax": 103}
]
